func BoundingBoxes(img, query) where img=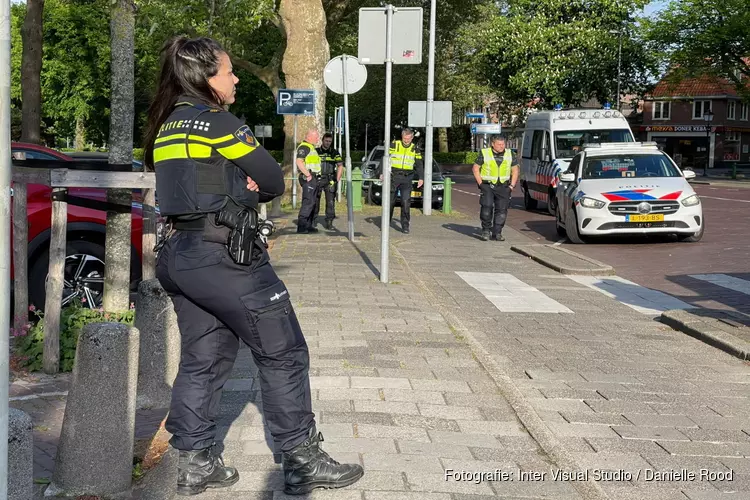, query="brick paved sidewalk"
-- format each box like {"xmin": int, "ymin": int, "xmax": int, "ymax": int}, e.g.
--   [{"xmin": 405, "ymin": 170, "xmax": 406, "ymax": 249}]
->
[{"xmin": 389, "ymin": 212, "xmax": 750, "ymax": 500}]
